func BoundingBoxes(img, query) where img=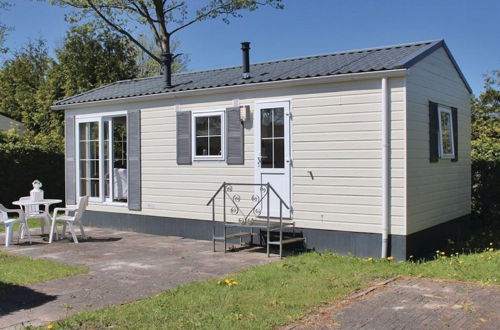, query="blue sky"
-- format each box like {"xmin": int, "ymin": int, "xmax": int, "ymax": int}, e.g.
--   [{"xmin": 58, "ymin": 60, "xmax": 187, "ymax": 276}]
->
[{"xmin": 2, "ymin": 0, "xmax": 499, "ymax": 95}]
